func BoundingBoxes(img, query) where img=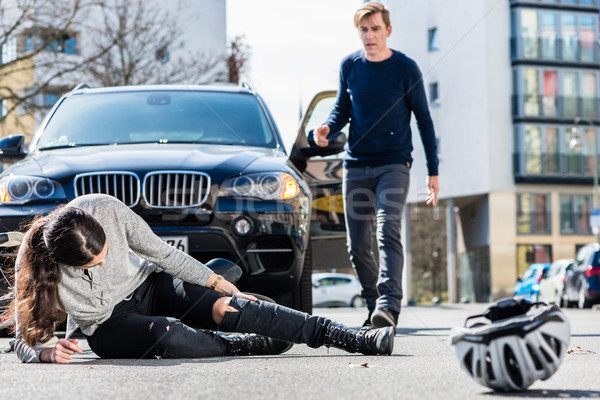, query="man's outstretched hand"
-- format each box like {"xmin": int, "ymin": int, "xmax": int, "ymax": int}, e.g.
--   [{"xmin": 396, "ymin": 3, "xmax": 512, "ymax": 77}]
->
[{"xmin": 314, "ymin": 125, "xmax": 330, "ymax": 147}]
